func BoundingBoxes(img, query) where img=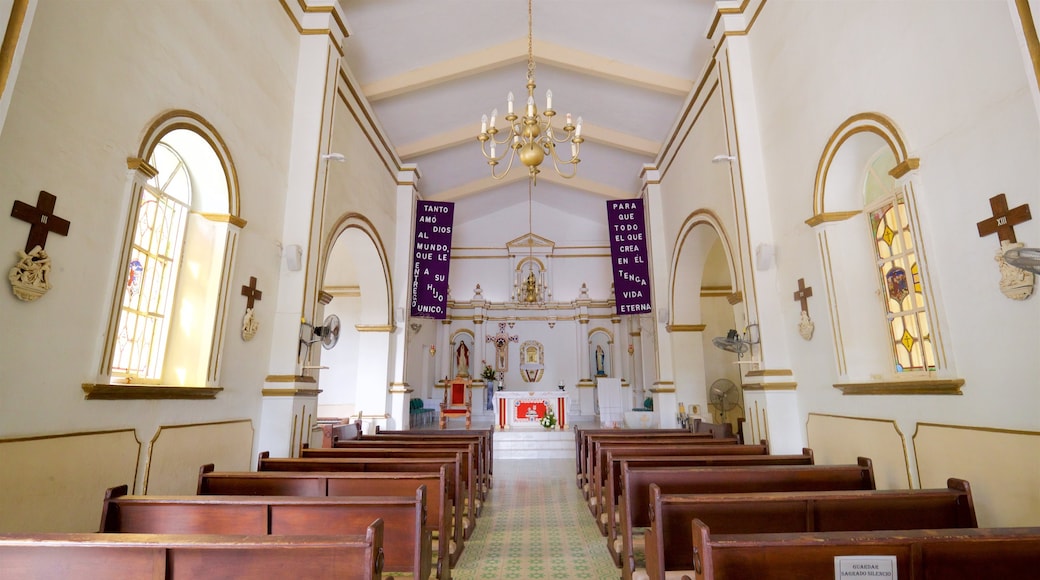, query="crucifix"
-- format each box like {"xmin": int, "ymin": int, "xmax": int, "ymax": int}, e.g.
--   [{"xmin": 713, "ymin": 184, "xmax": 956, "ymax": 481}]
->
[
  {"xmin": 486, "ymin": 322, "xmax": 519, "ymax": 372},
  {"xmin": 793, "ymin": 278, "xmax": 813, "ymax": 314},
  {"xmin": 793, "ymin": 278, "xmax": 815, "ymax": 341},
  {"xmin": 976, "ymin": 193, "xmax": 1034, "ymax": 300},
  {"xmin": 239, "ymin": 276, "xmax": 263, "ymax": 341},
  {"xmin": 976, "ymin": 193, "xmax": 1031, "ymax": 244},
  {"xmin": 241, "ymin": 276, "xmax": 263, "ymax": 309},
  {"xmin": 11, "ymin": 191, "xmax": 71, "ymax": 252}
]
